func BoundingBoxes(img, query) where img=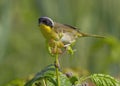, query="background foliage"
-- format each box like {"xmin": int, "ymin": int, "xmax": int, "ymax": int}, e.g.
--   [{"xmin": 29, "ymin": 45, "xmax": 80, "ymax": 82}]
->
[{"xmin": 0, "ymin": 0, "xmax": 120, "ymax": 85}]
